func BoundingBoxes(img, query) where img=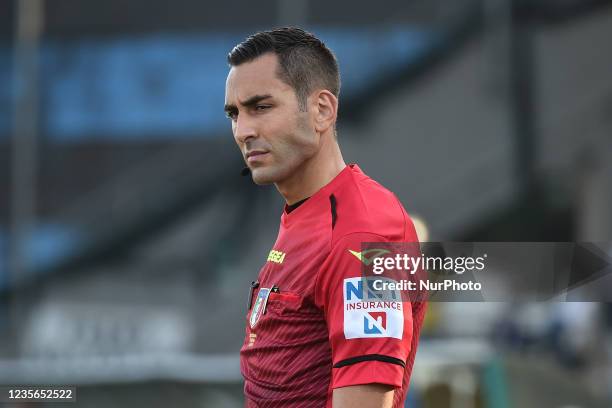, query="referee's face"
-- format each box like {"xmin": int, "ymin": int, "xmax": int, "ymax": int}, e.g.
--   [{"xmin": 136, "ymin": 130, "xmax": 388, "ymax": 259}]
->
[{"xmin": 225, "ymin": 53, "xmax": 319, "ymax": 185}]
